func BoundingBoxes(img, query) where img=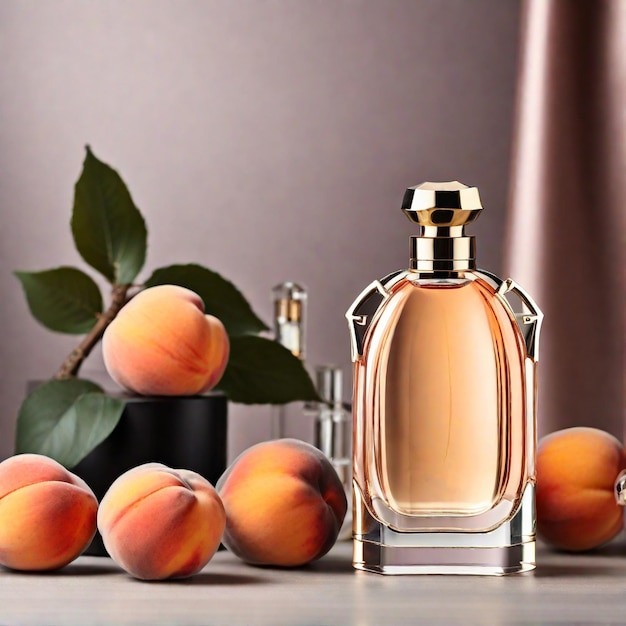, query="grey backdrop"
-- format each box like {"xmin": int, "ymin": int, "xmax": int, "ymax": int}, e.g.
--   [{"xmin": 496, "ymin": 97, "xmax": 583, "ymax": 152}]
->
[{"xmin": 0, "ymin": 0, "xmax": 521, "ymax": 462}]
